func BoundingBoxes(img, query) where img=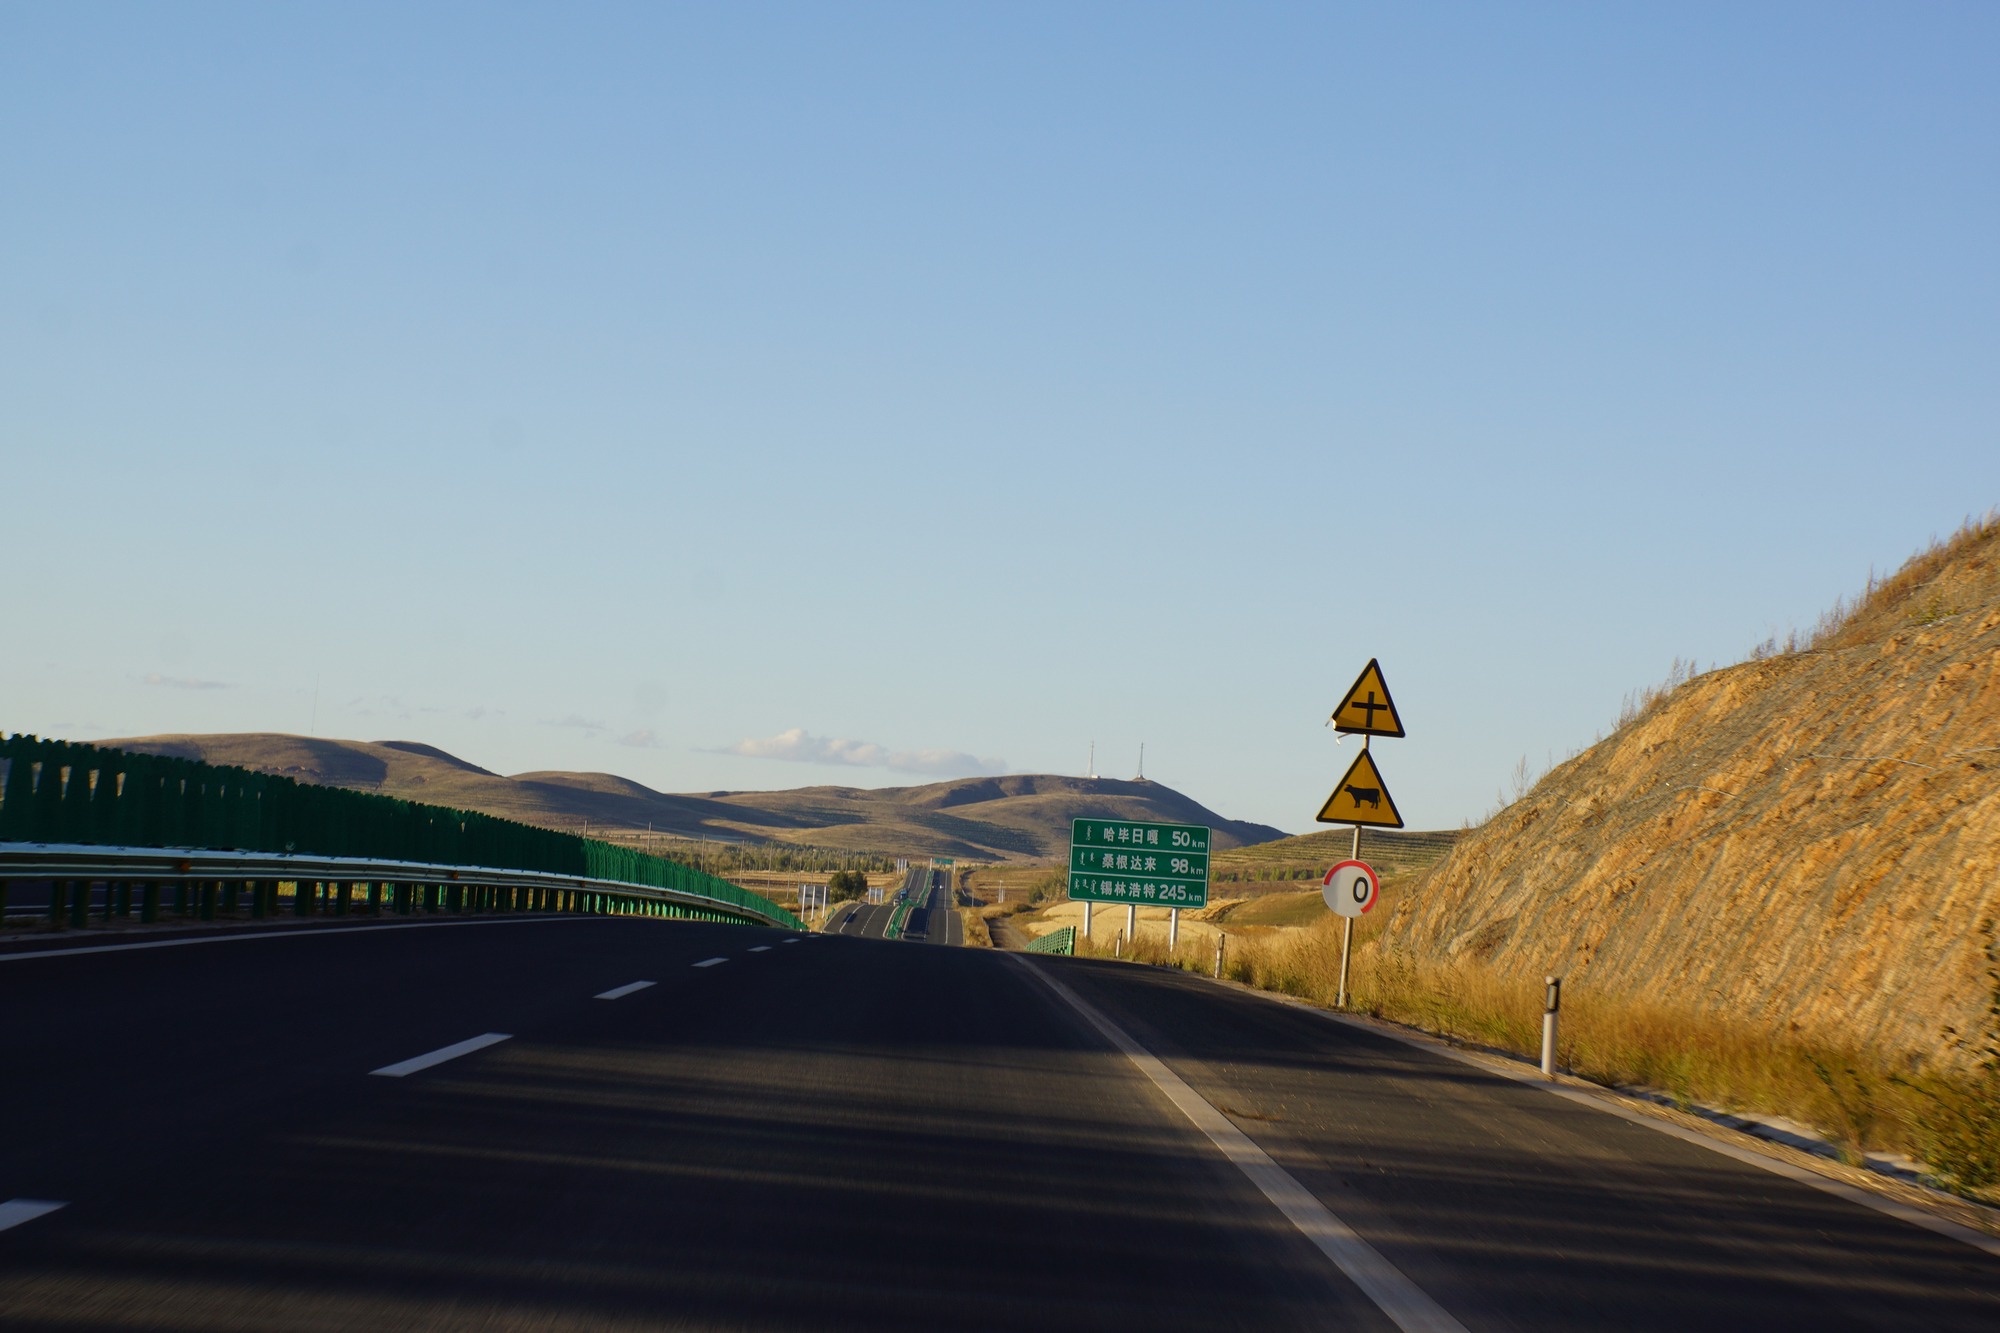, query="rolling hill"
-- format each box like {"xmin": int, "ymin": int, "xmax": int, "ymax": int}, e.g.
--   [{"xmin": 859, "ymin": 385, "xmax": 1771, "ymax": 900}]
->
[{"xmin": 90, "ymin": 732, "xmax": 1285, "ymax": 862}]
